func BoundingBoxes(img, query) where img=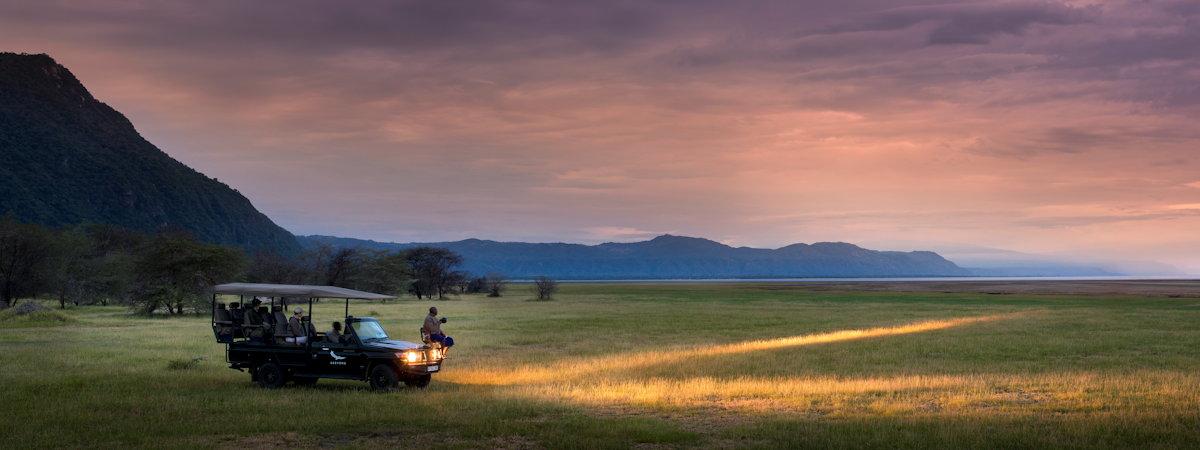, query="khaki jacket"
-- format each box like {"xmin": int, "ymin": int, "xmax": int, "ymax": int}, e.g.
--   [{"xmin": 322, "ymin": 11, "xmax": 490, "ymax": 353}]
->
[{"xmin": 423, "ymin": 314, "xmax": 442, "ymax": 335}]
